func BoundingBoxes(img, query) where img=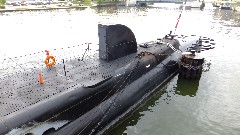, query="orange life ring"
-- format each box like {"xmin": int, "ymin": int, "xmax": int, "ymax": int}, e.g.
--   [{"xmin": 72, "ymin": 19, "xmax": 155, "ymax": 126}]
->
[{"xmin": 44, "ymin": 55, "xmax": 56, "ymax": 67}]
